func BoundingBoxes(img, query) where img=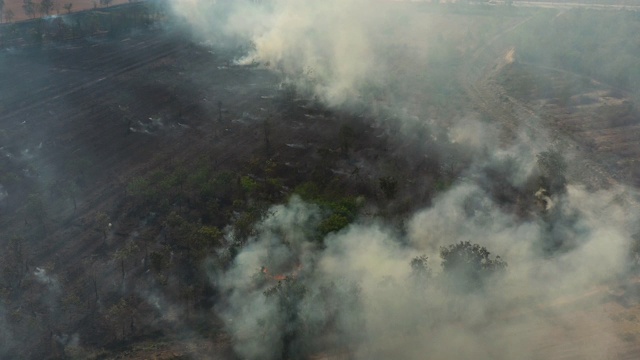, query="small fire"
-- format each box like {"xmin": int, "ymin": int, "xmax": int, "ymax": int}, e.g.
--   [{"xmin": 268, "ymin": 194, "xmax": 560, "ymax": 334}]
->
[{"xmin": 261, "ymin": 264, "xmax": 301, "ymax": 281}]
